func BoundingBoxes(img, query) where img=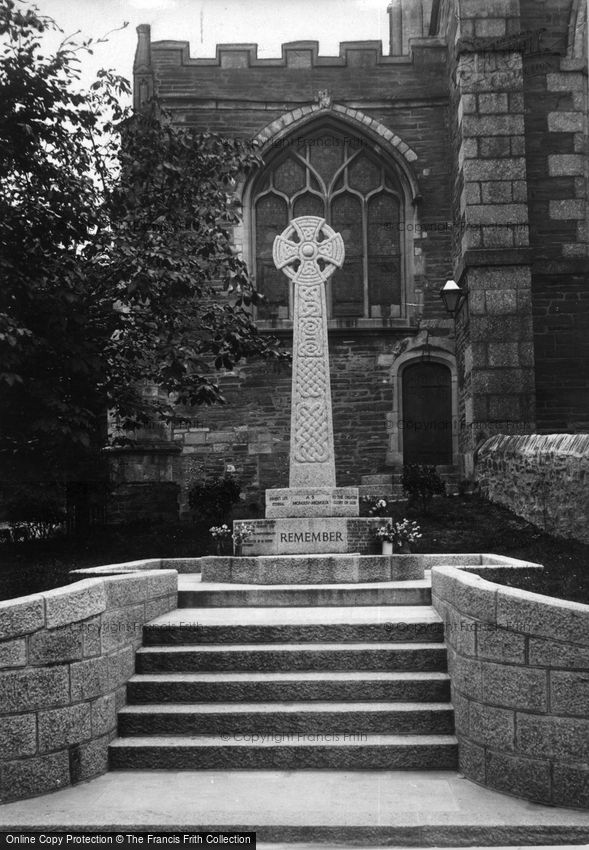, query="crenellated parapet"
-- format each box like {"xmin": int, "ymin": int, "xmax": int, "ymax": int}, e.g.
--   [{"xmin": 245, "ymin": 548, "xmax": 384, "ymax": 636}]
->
[
  {"xmin": 132, "ymin": 27, "xmax": 448, "ymax": 110},
  {"xmin": 139, "ymin": 37, "xmax": 447, "ymax": 70}
]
